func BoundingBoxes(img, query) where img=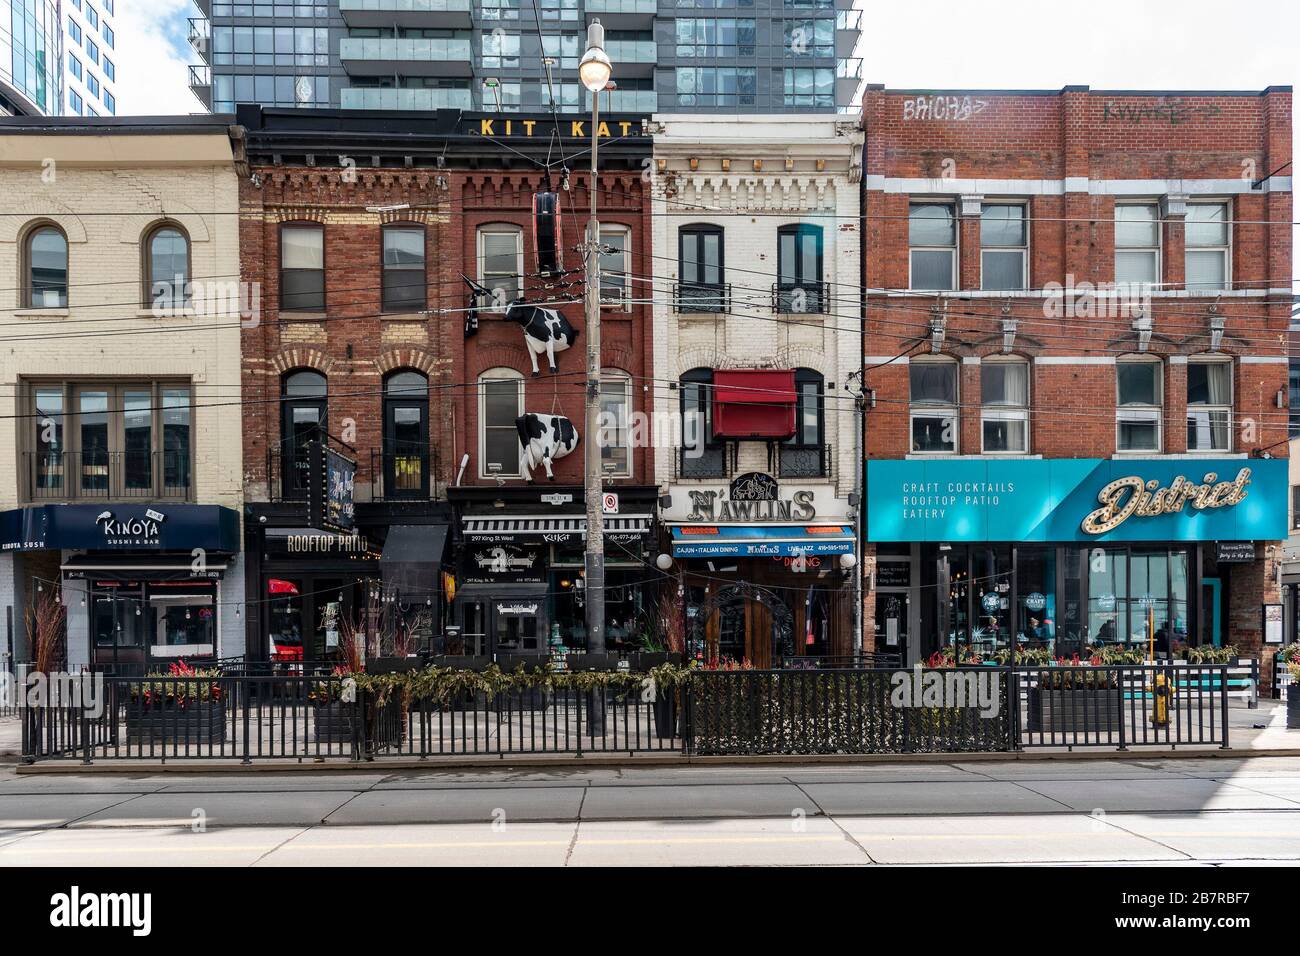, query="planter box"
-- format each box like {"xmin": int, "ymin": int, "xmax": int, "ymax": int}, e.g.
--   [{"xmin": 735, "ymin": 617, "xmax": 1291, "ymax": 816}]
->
[
  {"xmin": 313, "ymin": 701, "xmax": 359, "ymax": 743},
  {"xmin": 1027, "ymin": 687, "xmax": 1121, "ymax": 734},
  {"xmin": 653, "ymin": 693, "xmax": 679, "ymax": 740},
  {"xmin": 125, "ymin": 700, "xmax": 227, "ymax": 744},
  {"xmin": 368, "ymin": 656, "xmax": 422, "ymax": 674},
  {"xmin": 1287, "ymin": 693, "xmax": 1300, "ymax": 730}
]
